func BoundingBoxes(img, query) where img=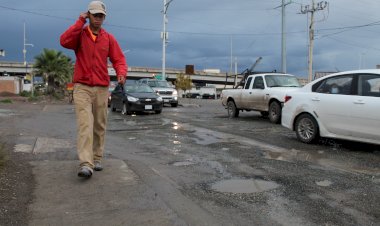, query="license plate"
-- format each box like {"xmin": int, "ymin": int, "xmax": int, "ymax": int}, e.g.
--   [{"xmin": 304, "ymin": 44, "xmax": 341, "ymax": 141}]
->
[
  {"xmin": 164, "ymin": 99, "xmax": 169, "ymax": 103},
  {"xmin": 145, "ymin": 105, "xmax": 152, "ymax": 110}
]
